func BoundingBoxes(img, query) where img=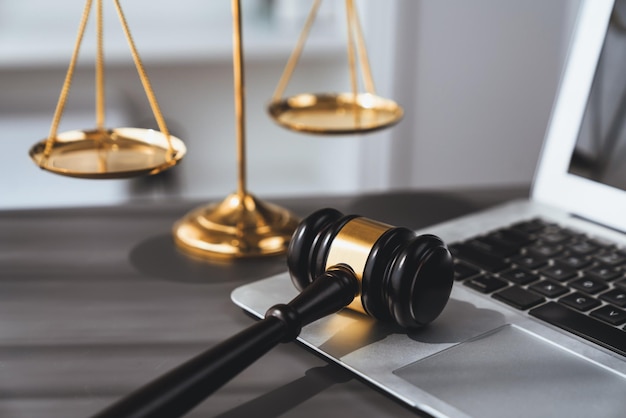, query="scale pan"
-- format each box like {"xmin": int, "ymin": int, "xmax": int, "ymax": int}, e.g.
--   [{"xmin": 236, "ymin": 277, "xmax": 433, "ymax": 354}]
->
[
  {"xmin": 29, "ymin": 128, "xmax": 186, "ymax": 179},
  {"xmin": 268, "ymin": 92, "xmax": 403, "ymax": 135}
]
